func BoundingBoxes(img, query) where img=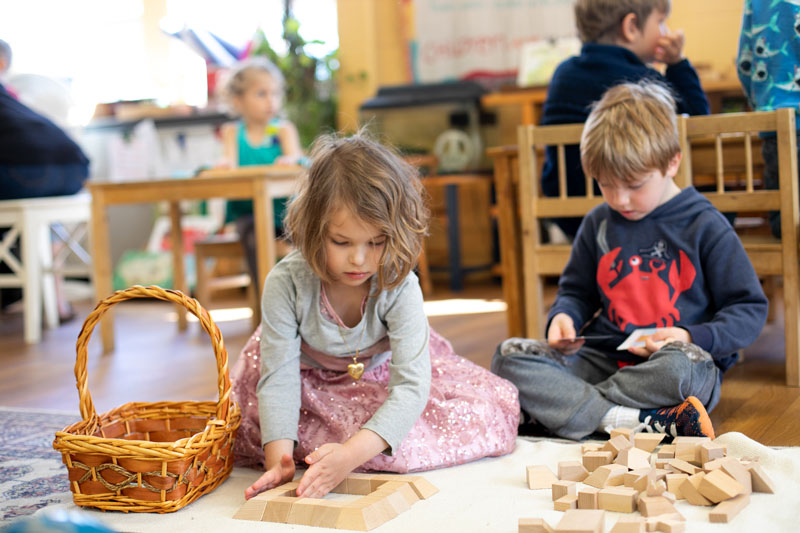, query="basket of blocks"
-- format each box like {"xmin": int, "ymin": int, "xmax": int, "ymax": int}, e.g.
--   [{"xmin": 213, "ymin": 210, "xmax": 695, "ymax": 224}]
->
[{"xmin": 53, "ymin": 285, "xmax": 241, "ymax": 513}]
